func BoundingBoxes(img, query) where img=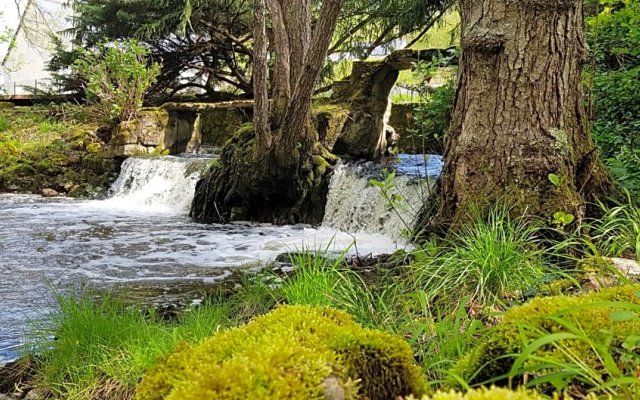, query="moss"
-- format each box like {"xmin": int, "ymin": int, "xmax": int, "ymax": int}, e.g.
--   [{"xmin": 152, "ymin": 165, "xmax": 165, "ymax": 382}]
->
[
  {"xmin": 135, "ymin": 305, "xmax": 425, "ymax": 400},
  {"xmin": 538, "ymin": 278, "xmax": 575, "ymax": 296},
  {"xmin": 86, "ymin": 142, "xmax": 102, "ymax": 154},
  {"xmin": 412, "ymin": 386, "xmax": 558, "ymax": 400},
  {"xmin": 453, "ymin": 285, "xmax": 640, "ymax": 386},
  {"xmin": 312, "ymin": 103, "xmax": 349, "ymax": 151},
  {"xmin": 0, "ymin": 107, "xmax": 119, "ymax": 196}
]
